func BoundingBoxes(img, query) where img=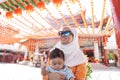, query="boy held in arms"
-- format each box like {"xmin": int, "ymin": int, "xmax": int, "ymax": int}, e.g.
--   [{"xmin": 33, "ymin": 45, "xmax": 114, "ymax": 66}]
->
[{"xmin": 41, "ymin": 48, "xmax": 75, "ymax": 80}]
